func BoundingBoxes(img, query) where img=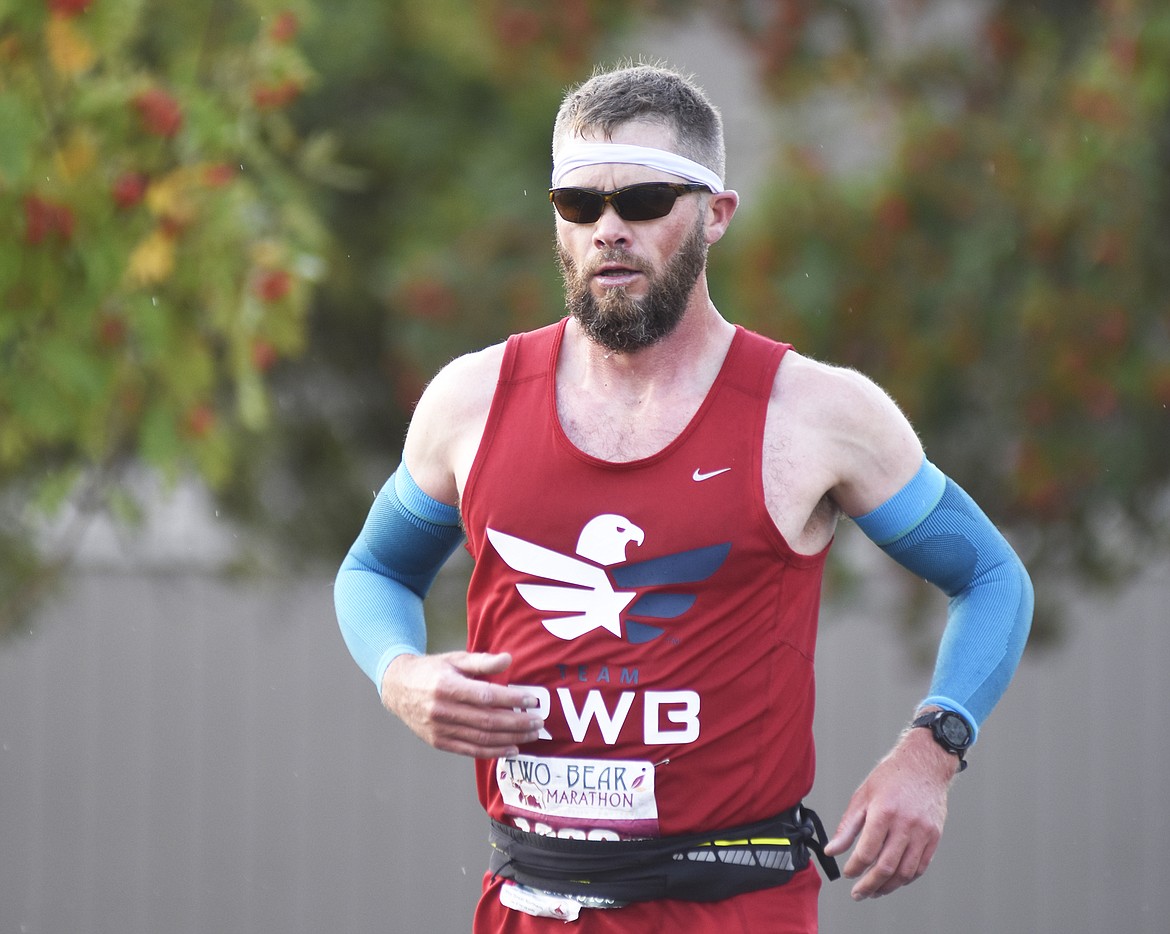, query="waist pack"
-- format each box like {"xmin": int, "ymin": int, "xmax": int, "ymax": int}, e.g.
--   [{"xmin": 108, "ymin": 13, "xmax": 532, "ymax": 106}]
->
[{"xmin": 488, "ymin": 803, "xmax": 840, "ymax": 906}]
